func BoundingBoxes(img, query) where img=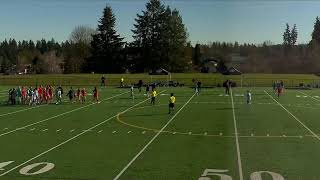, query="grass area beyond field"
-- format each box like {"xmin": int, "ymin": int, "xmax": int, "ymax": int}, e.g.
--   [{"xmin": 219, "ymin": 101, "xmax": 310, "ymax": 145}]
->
[
  {"xmin": 0, "ymin": 73, "xmax": 320, "ymax": 87},
  {"xmin": 1, "ymin": 86, "xmax": 320, "ymax": 179}
]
